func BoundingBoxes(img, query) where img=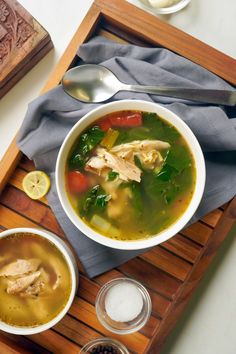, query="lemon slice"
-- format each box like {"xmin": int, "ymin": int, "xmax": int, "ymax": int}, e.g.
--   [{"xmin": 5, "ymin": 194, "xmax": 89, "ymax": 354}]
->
[{"xmin": 22, "ymin": 171, "xmax": 50, "ymax": 200}]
